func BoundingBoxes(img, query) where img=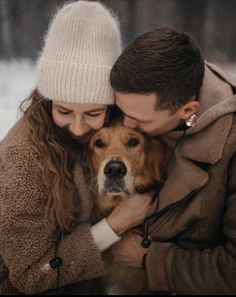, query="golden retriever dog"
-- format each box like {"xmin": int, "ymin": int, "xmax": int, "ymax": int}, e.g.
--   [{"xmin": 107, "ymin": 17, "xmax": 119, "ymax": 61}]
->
[{"xmin": 88, "ymin": 120, "xmax": 169, "ymax": 295}]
